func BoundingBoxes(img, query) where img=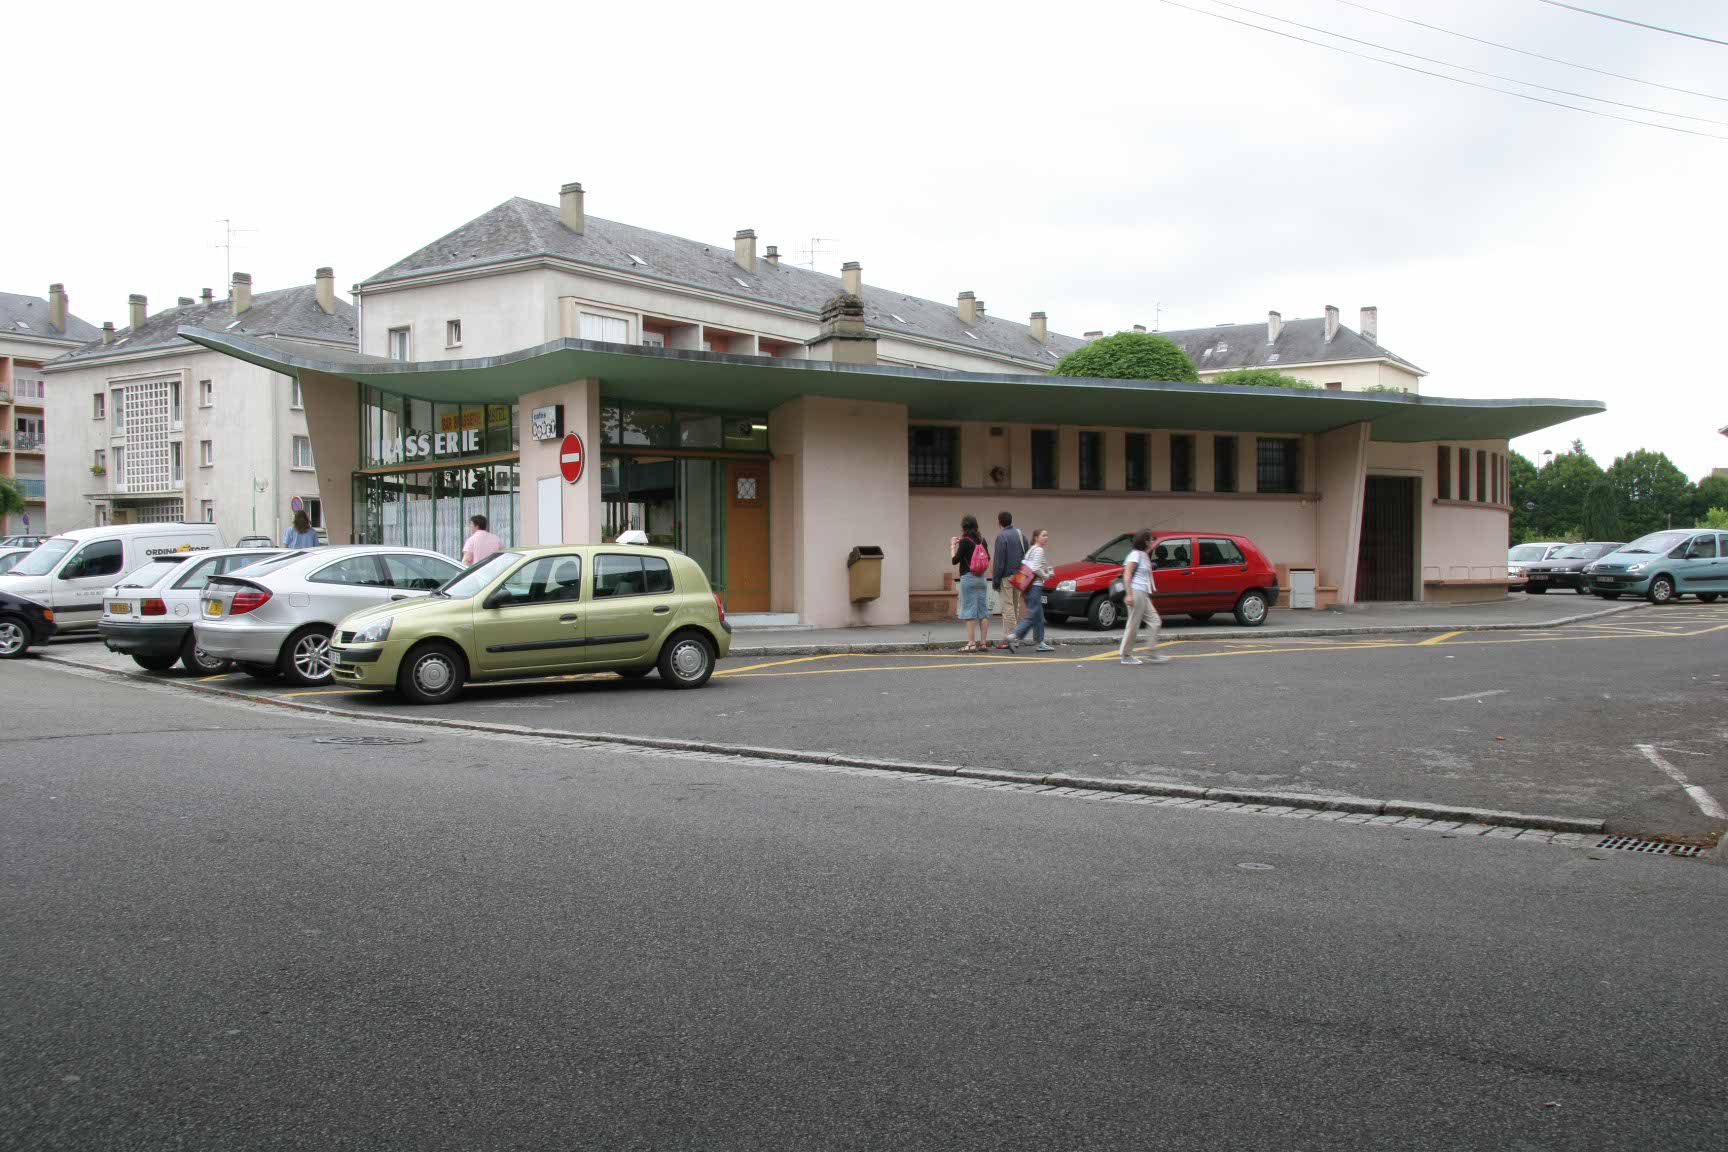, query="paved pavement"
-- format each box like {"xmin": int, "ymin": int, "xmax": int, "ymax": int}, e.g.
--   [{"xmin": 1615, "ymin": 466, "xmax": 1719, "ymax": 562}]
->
[
  {"xmin": 37, "ymin": 601, "xmax": 1728, "ymax": 840},
  {"xmin": 3, "ymin": 662, "xmax": 1725, "ymax": 1149}
]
